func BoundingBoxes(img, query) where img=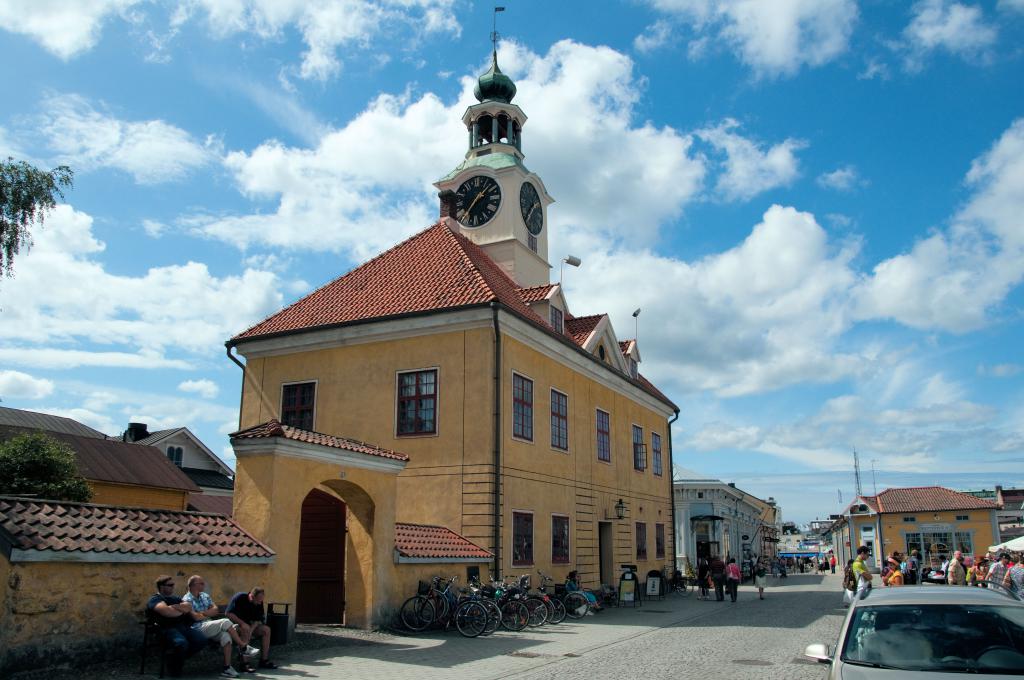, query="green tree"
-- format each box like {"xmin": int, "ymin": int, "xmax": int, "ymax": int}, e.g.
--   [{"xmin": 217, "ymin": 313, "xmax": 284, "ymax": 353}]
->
[
  {"xmin": 0, "ymin": 157, "xmax": 73, "ymax": 277},
  {"xmin": 0, "ymin": 432, "xmax": 92, "ymax": 502}
]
